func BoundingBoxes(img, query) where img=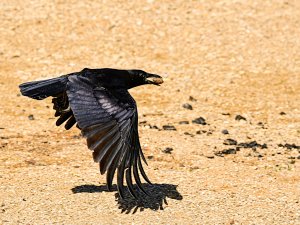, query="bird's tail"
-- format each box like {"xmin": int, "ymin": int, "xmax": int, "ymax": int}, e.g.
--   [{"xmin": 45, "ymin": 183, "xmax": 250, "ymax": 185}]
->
[{"xmin": 19, "ymin": 75, "xmax": 69, "ymax": 100}]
